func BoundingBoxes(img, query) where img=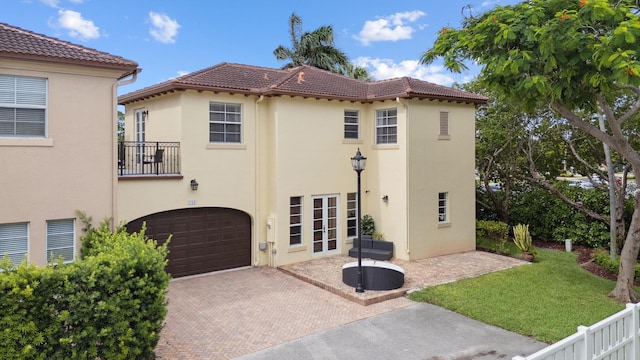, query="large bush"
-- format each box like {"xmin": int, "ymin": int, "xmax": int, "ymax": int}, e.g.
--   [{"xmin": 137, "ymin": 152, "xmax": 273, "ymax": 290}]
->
[
  {"xmin": 0, "ymin": 220, "xmax": 170, "ymax": 359},
  {"xmin": 507, "ymin": 183, "xmax": 633, "ymax": 248}
]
